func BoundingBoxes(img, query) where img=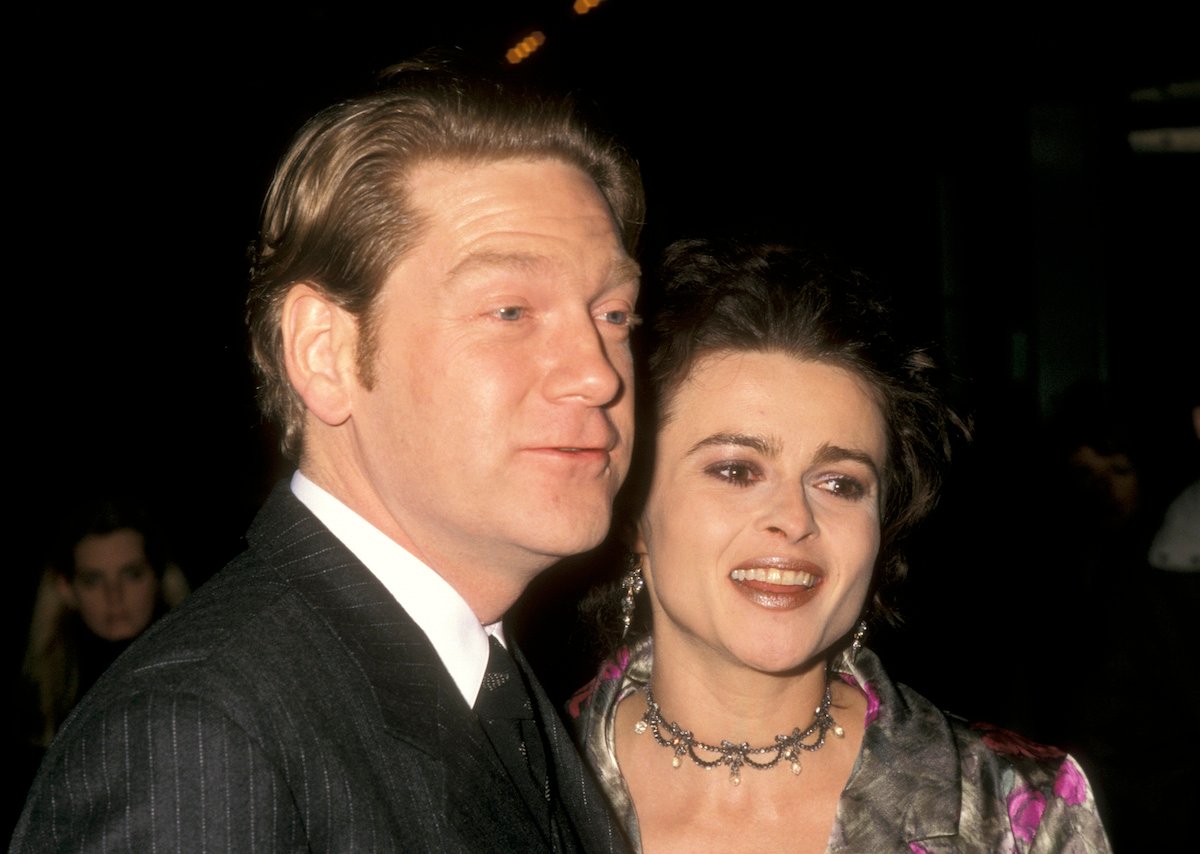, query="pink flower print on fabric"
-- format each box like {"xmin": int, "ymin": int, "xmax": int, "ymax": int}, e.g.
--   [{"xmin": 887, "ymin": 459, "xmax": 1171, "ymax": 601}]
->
[
  {"xmin": 861, "ymin": 680, "xmax": 881, "ymax": 726},
  {"xmin": 602, "ymin": 646, "xmax": 631, "ymax": 681},
  {"xmin": 566, "ymin": 679, "xmax": 597, "ymax": 719},
  {"xmin": 1053, "ymin": 758, "xmax": 1088, "ymax": 806},
  {"xmin": 973, "ymin": 721, "xmax": 1066, "ymax": 761},
  {"xmin": 837, "ymin": 672, "xmax": 881, "ymax": 726},
  {"xmin": 566, "ymin": 647, "xmax": 632, "ymax": 719},
  {"xmin": 1007, "ymin": 786, "xmax": 1047, "ymax": 843}
]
